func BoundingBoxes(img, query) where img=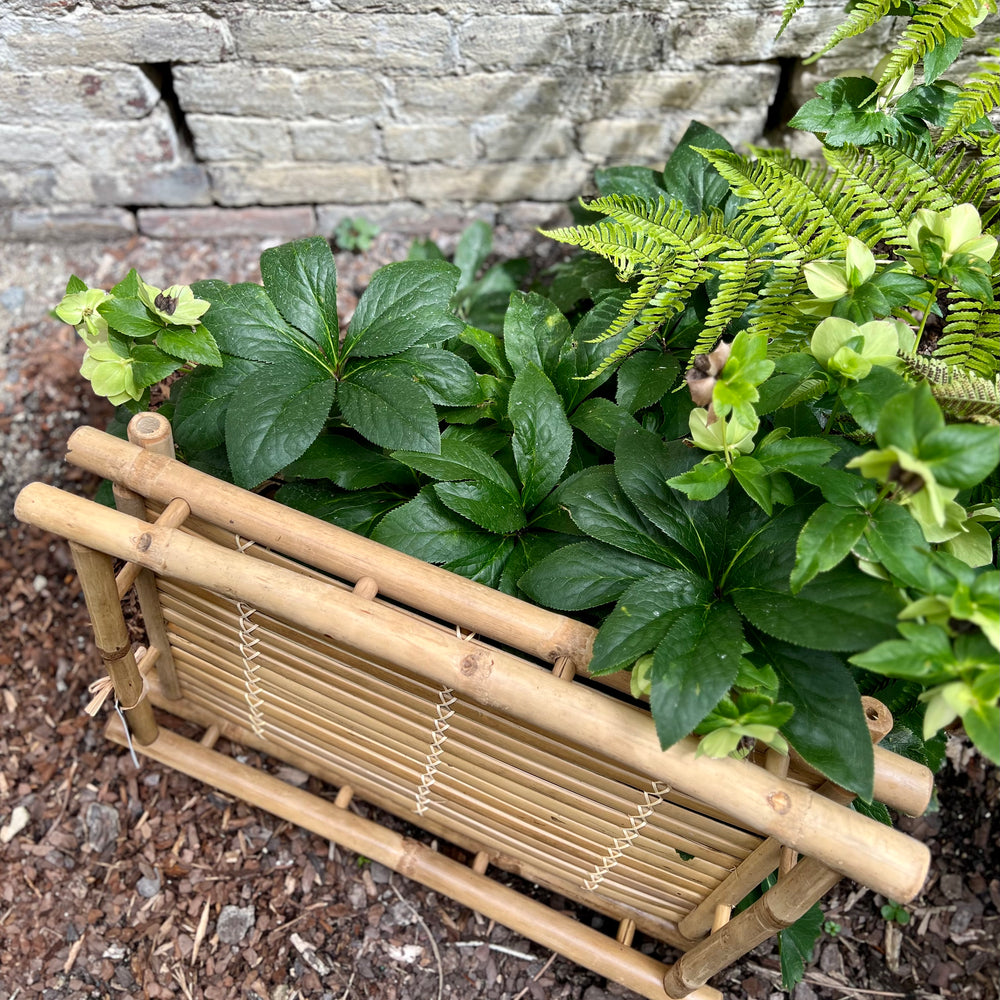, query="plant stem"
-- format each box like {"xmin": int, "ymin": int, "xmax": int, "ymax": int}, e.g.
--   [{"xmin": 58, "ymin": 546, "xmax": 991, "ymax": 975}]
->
[{"xmin": 913, "ymin": 280, "xmax": 942, "ymax": 353}]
